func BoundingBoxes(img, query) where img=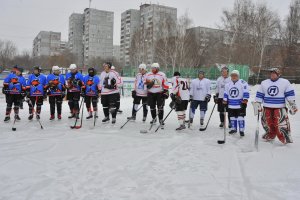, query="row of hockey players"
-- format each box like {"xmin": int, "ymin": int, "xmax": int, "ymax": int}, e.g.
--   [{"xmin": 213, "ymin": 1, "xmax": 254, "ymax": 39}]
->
[
  {"xmin": 3, "ymin": 62, "xmax": 298, "ymax": 144},
  {"xmin": 214, "ymin": 67, "xmax": 298, "ymax": 143},
  {"xmin": 128, "ymin": 64, "xmax": 298, "ymax": 144},
  {"xmin": 2, "ymin": 62, "xmax": 123, "ymax": 124}
]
